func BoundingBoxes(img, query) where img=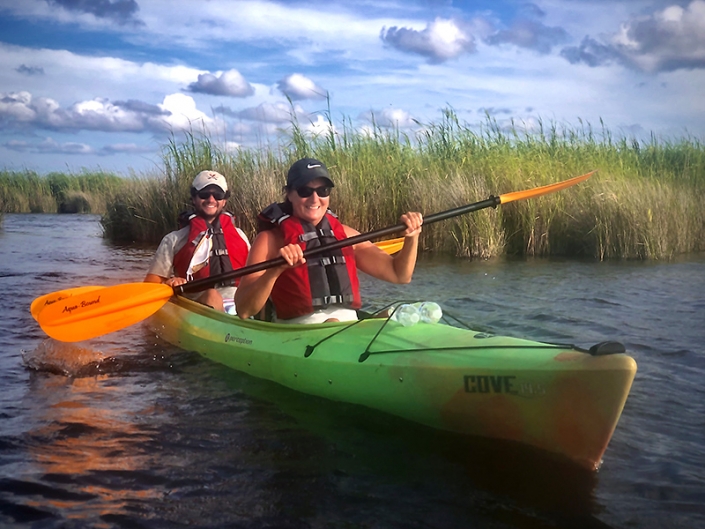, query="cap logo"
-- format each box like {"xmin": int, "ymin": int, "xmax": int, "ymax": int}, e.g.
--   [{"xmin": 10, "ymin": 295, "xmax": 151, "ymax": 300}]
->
[{"xmin": 307, "ymin": 163, "xmax": 321, "ymax": 169}]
